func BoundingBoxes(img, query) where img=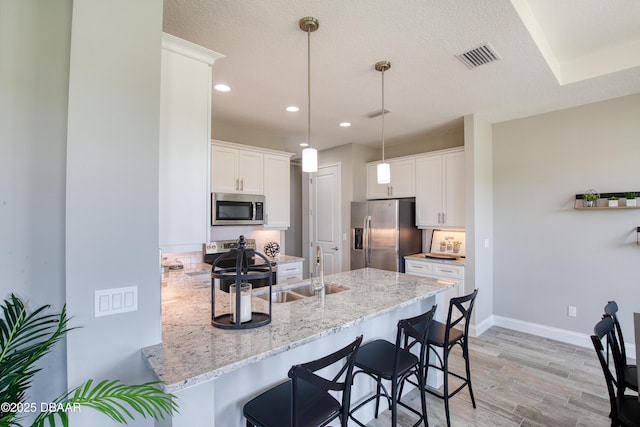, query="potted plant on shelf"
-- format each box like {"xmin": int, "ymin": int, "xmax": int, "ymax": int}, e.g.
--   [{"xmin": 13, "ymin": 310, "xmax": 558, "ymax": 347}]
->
[
  {"xmin": 624, "ymin": 192, "xmax": 637, "ymax": 207},
  {"xmin": 0, "ymin": 294, "xmax": 177, "ymax": 427},
  {"xmin": 608, "ymin": 196, "xmax": 619, "ymax": 207},
  {"xmin": 583, "ymin": 189, "xmax": 599, "ymax": 207}
]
